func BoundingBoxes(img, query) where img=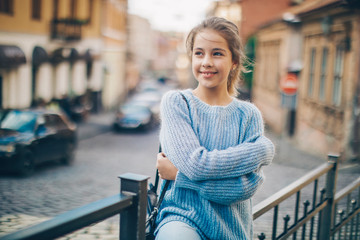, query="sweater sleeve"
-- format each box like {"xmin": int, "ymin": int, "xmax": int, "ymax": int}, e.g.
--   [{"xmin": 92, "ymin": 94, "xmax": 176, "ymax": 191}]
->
[
  {"xmin": 159, "ymin": 91, "xmax": 274, "ymax": 182},
  {"xmin": 176, "ymin": 169, "xmax": 265, "ymax": 205}
]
